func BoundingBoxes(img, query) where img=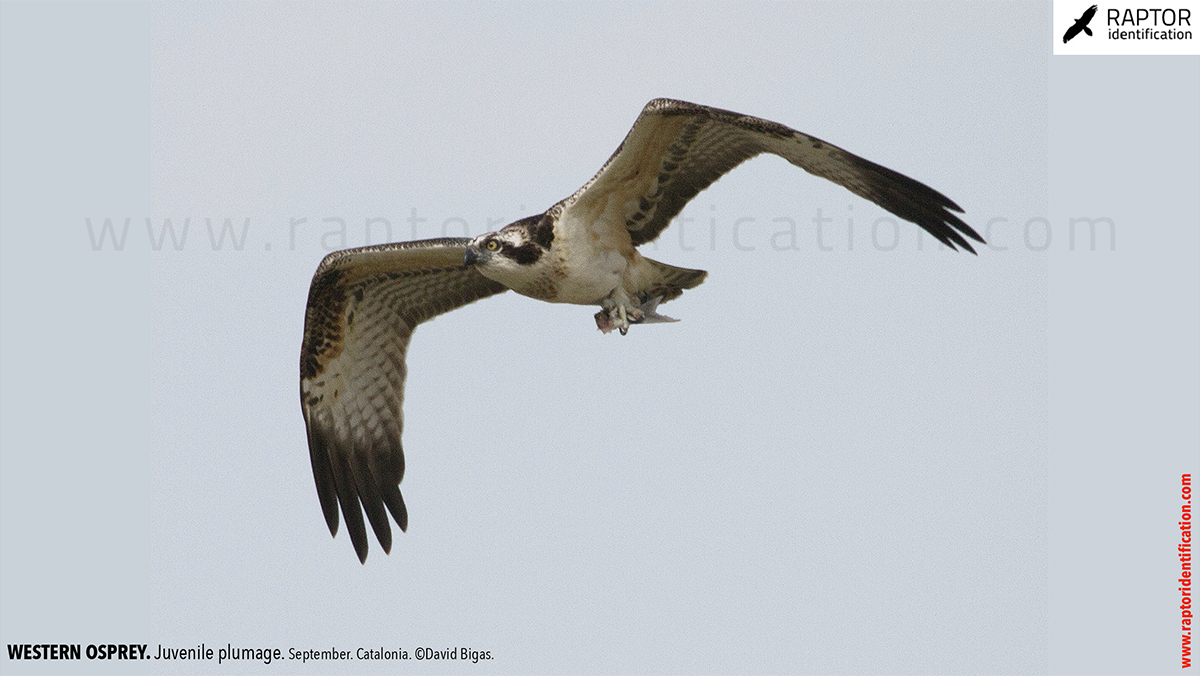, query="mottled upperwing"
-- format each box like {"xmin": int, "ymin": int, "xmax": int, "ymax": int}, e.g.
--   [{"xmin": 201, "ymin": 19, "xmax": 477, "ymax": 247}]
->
[
  {"xmin": 300, "ymin": 238, "xmax": 507, "ymax": 563},
  {"xmin": 561, "ymin": 98, "xmax": 984, "ymax": 252}
]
